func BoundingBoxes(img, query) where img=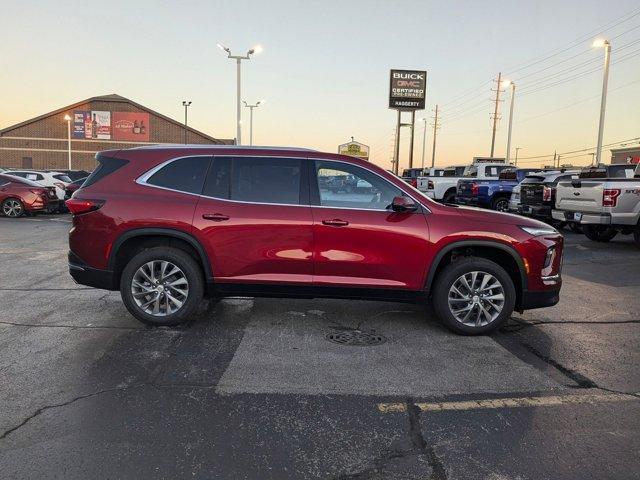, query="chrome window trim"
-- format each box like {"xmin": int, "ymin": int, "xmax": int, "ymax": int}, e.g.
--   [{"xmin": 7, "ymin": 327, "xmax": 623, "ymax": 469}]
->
[{"xmin": 135, "ymin": 154, "xmax": 430, "ymax": 213}]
